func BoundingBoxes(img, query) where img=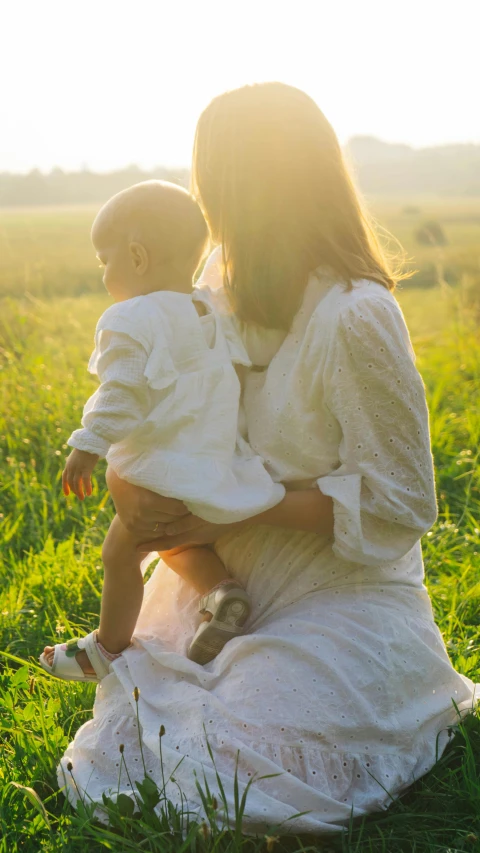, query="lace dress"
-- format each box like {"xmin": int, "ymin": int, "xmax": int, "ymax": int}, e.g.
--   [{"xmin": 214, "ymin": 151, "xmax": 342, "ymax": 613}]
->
[{"xmin": 58, "ymin": 259, "xmax": 478, "ymax": 834}]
